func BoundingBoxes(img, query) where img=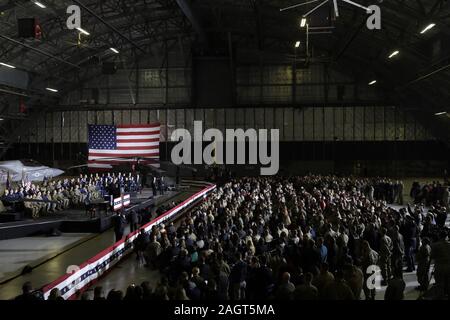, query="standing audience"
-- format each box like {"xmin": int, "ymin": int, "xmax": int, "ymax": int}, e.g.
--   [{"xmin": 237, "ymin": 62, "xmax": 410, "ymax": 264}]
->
[{"xmin": 17, "ymin": 175, "xmax": 449, "ymax": 301}]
